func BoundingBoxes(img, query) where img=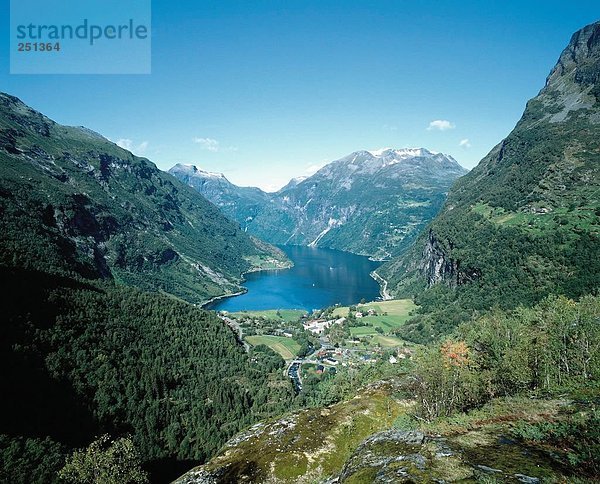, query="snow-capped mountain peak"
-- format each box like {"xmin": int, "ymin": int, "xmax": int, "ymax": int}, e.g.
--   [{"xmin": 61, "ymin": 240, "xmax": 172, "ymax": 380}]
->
[
  {"xmin": 170, "ymin": 163, "xmax": 227, "ymax": 180},
  {"xmin": 367, "ymin": 147, "xmax": 438, "ymax": 159},
  {"xmin": 367, "ymin": 147, "xmax": 393, "ymax": 157}
]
